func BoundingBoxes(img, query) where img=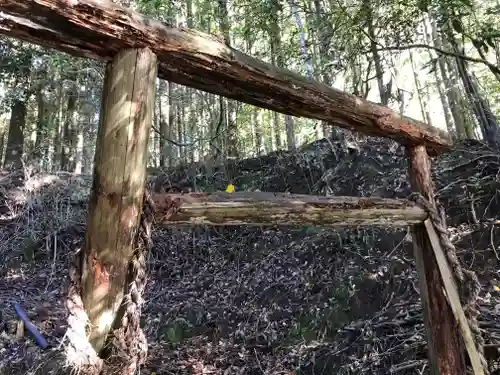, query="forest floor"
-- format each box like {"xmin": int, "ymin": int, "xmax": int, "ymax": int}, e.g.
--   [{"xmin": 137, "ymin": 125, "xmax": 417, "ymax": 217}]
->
[{"xmin": 1, "ymin": 136, "xmax": 500, "ymax": 375}]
